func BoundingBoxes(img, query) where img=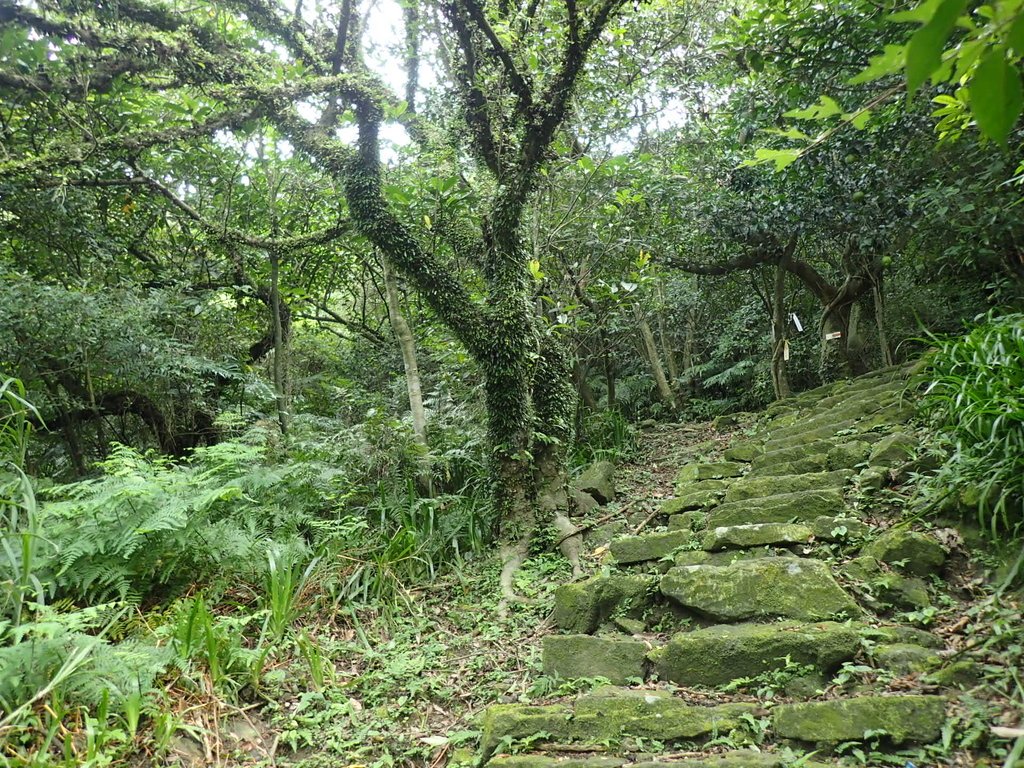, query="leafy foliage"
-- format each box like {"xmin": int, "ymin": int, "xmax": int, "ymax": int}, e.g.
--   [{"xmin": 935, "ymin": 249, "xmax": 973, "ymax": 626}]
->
[{"xmin": 920, "ymin": 311, "xmax": 1024, "ymax": 535}]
